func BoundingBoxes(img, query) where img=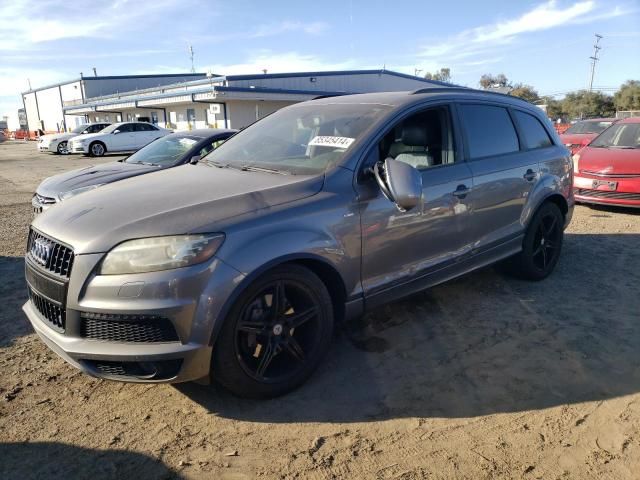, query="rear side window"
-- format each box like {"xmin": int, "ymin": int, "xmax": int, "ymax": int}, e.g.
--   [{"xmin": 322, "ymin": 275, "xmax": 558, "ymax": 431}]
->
[
  {"xmin": 459, "ymin": 105, "xmax": 519, "ymax": 159},
  {"xmin": 513, "ymin": 110, "xmax": 552, "ymax": 149}
]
